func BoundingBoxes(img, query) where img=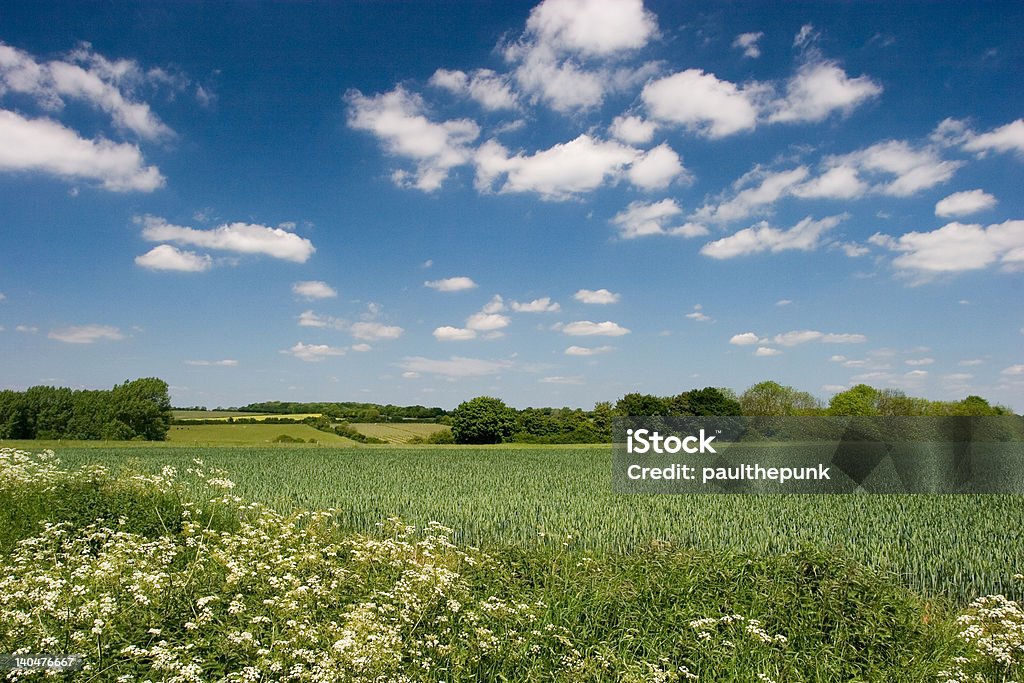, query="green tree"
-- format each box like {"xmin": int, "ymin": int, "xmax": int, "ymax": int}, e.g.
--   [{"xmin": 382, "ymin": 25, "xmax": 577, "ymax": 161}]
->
[
  {"xmin": 450, "ymin": 396, "xmax": 517, "ymax": 444},
  {"xmin": 740, "ymin": 381, "xmax": 822, "ymax": 416},
  {"xmin": 828, "ymin": 384, "xmax": 880, "ymax": 416},
  {"xmin": 614, "ymin": 393, "xmax": 671, "ymax": 416}
]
